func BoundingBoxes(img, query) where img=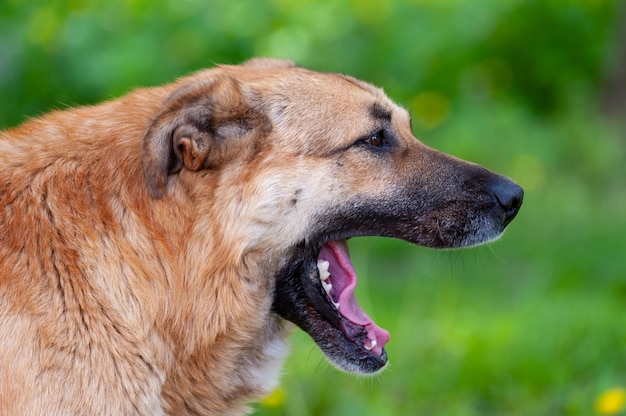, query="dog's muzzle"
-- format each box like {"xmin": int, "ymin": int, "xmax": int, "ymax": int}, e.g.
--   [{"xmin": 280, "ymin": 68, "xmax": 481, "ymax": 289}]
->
[{"xmin": 272, "ymin": 148, "xmax": 524, "ymax": 375}]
